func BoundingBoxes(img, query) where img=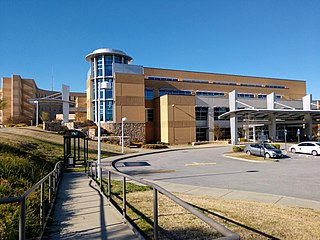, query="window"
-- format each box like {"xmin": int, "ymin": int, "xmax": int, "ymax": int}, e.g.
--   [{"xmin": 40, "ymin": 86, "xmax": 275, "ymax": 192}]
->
[
  {"xmin": 146, "ymin": 108, "xmax": 154, "ymax": 122},
  {"xmin": 114, "ymin": 56, "xmax": 122, "ymax": 63},
  {"xmin": 258, "ymin": 94, "xmax": 267, "ymax": 99},
  {"xmin": 159, "ymin": 89, "xmax": 192, "ymax": 97},
  {"xmin": 105, "ymin": 100, "xmax": 113, "ymax": 121},
  {"xmin": 183, "ymin": 79, "xmax": 209, "ymax": 83},
  {"xmin": 213, "ymin": 81, "xmax": 237, "ymax": 86},
  {"xmin": 196, "ymin": 128, "xmax": 207, "ymax": 141},
  {"xmin": 145, "ymin": 88, "xmax": 154, "ymax": 100},
  {"xmin": 148, "ymin": 76, "xmax": 178, "ymax": 81},
  {"xmin": 97, "ymin": 57, "xmax": 103, "ymax": 76},
  {"xmin": 104, "ymin": 56, "xmax": 113, "ymax": 64},
  {"xmin": 213, "ymin": 107, "xmax": 230, "ymax": 120},
  {"xmin": 265, "ymin": 85, "xmax": 286, "ymax": 89},
  {"xmin": 104, "ymin": 78, "xmax": 113, "ymax": 99},
  {"xmin": 238, "ymin": 93, "xmax": 255, "ymax": 98},
  {"xmin": 196, "ymin": 91, "xmax": 225, "ymax": 97},
  {"xmin": 196, "ymin": 107, "xmax": 208, "ymax": 121},
  {"xmin": 240, "ymin": 83, "xmax": 262, "ymax": 87},
  {"xmin": 105, "ymin": 65, "xmax": 112, "ymax": 76}
]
